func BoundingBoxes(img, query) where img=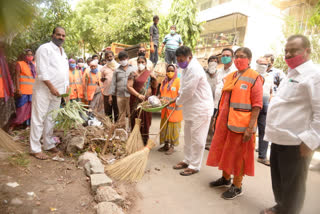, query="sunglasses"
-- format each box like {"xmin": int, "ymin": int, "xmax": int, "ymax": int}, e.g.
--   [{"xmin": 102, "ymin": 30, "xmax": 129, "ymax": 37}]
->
[{"xmin": 167, "ymin": 71, "xmax": 175, "ymax": 73}]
